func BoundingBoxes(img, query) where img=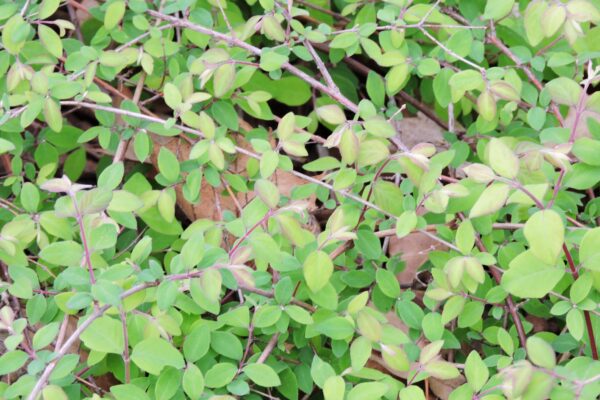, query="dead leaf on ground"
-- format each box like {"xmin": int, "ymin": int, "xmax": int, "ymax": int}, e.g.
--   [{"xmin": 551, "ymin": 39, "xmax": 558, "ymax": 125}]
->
[{"xmin": 141, "ymin": 124, "xmax": 318, "ymax": 222}]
